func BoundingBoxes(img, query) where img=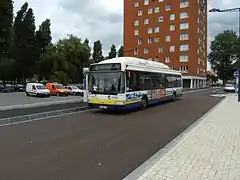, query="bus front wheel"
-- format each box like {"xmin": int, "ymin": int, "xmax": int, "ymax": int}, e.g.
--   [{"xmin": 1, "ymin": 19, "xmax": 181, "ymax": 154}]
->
[
  {"xmin": 141, "ymin": 98, "xmax": 148, "ymax": 109},
  {"xmin": 172, "ymin": 92, "xmax": 177, "ymax": 102}
]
